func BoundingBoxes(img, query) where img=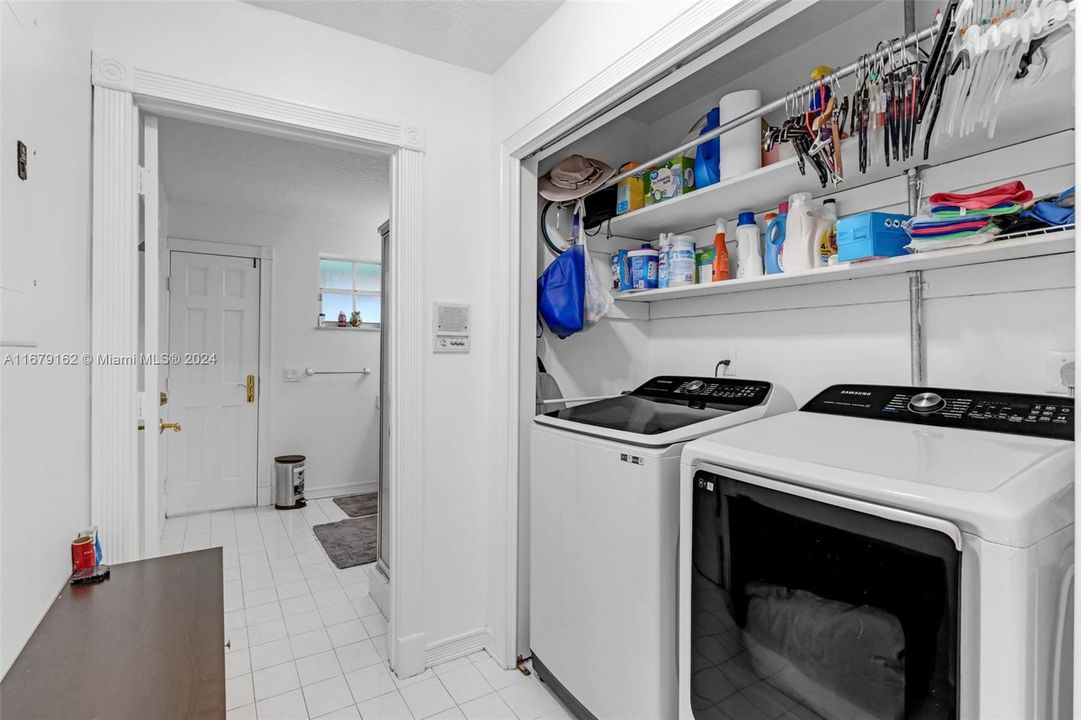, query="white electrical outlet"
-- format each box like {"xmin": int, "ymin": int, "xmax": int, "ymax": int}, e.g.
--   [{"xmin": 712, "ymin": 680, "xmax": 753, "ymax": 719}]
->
[
  {"xmin": 1044, "ymin": 351, "xmax": 1075, "ymax": 394},
  {"xmin": 715, "ymin": 348, "xmax": 738, "ymax": 377}
]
